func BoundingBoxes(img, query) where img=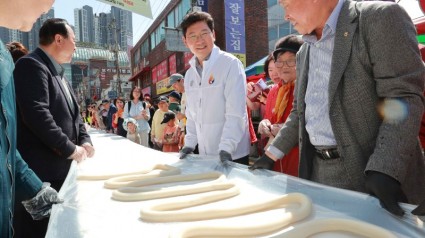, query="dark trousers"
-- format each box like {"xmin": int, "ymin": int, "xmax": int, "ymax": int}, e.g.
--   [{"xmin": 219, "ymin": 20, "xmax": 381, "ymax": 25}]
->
[
  {"xmin": 13, "ymin": 179, "xmax": 65, "ymax": 238},
  {"xmin": 234, "ymin": 155, "xmax": 249, "ymax": 166}
]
